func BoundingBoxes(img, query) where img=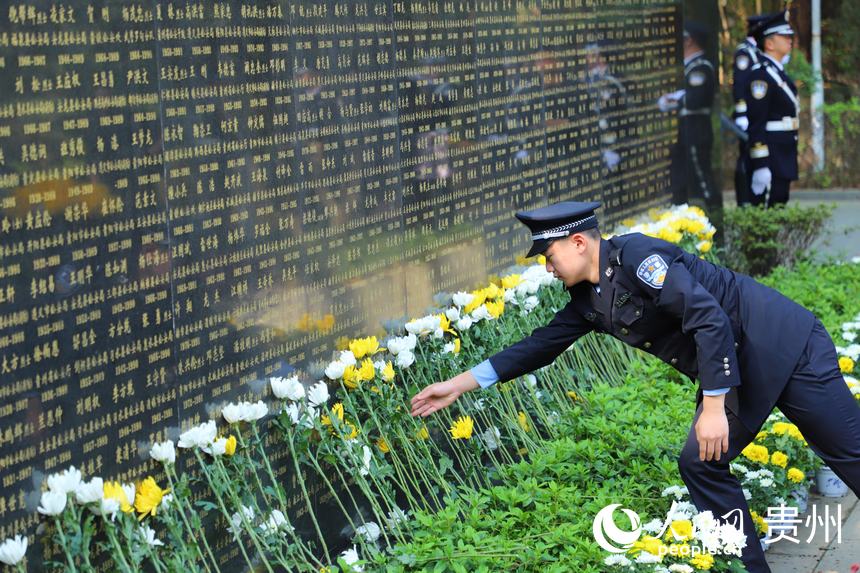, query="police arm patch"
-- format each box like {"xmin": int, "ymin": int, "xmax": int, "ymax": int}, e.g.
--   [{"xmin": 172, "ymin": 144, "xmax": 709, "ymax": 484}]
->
[
  {"xmin": 636, "ymin": 254, "xmax": 668, "ymax": 289},
  {"xmin": 736, "ymin": 54, "xmax": 750, "ymax": 71},
  {"xmin": 689, "ymin": 71, "xmax": 706, "ymax": 87},
  {"xmin": 751, "ymin": 80, "xmax": 768, "ymax": 100}
]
